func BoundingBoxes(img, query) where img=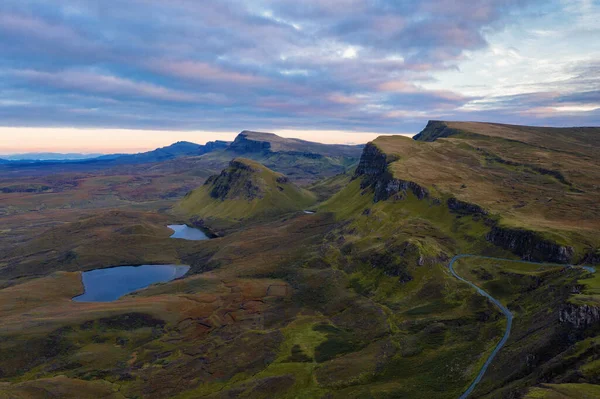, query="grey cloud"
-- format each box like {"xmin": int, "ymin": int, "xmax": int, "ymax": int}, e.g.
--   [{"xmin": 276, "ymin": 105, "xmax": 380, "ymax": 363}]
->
[{"xmin": 0, "ymin": 0, "xmax": 597, "ymax": 133}]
